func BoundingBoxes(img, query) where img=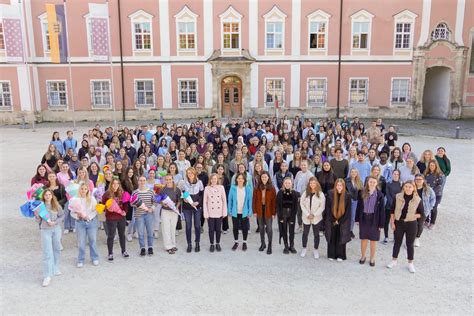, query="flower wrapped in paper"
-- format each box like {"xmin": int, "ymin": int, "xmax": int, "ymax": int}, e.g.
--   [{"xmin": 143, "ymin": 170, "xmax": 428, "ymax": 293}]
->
[
  {"xmin": 65, "ymin": 183, "xmax": 80, "ymax": 199},
  {"xmin": 182, "ymin": 191, "xmax": 197, "ymax": 210},
  {"xmin": 130, "ymin": 193, "xmax": 150, "ymax": 212},
  {"xmin": 68, "ymin": 198, "xmax": 87, "ymax": 219},
  {"xmin": 27, "ymin": 183, "xmax": 45, "ymax": 200},
  {"xmin": 92, "ymin": 185, "xmax": 106, "ymax": 201},
  {"xmin": 153, "ymin": 183, "xmax": 165, "ymax": 195},
  {"xmin": 105, "ymin": 198, "xmax": 126, "ymax": 216},
  {"xmin": 95, "ymin": 203, "xmax": 106, "ymax": 214},
  {"xmin": 122, "ymin": 191, "xmax": 131, "ymax": 203},
  {"xmin": 20, "ymin": 200, "xmax": 42, "ymax": 218},
  {"xmin": 155, "ymin": 193, "xmax": 180, "ymax": 215}
]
